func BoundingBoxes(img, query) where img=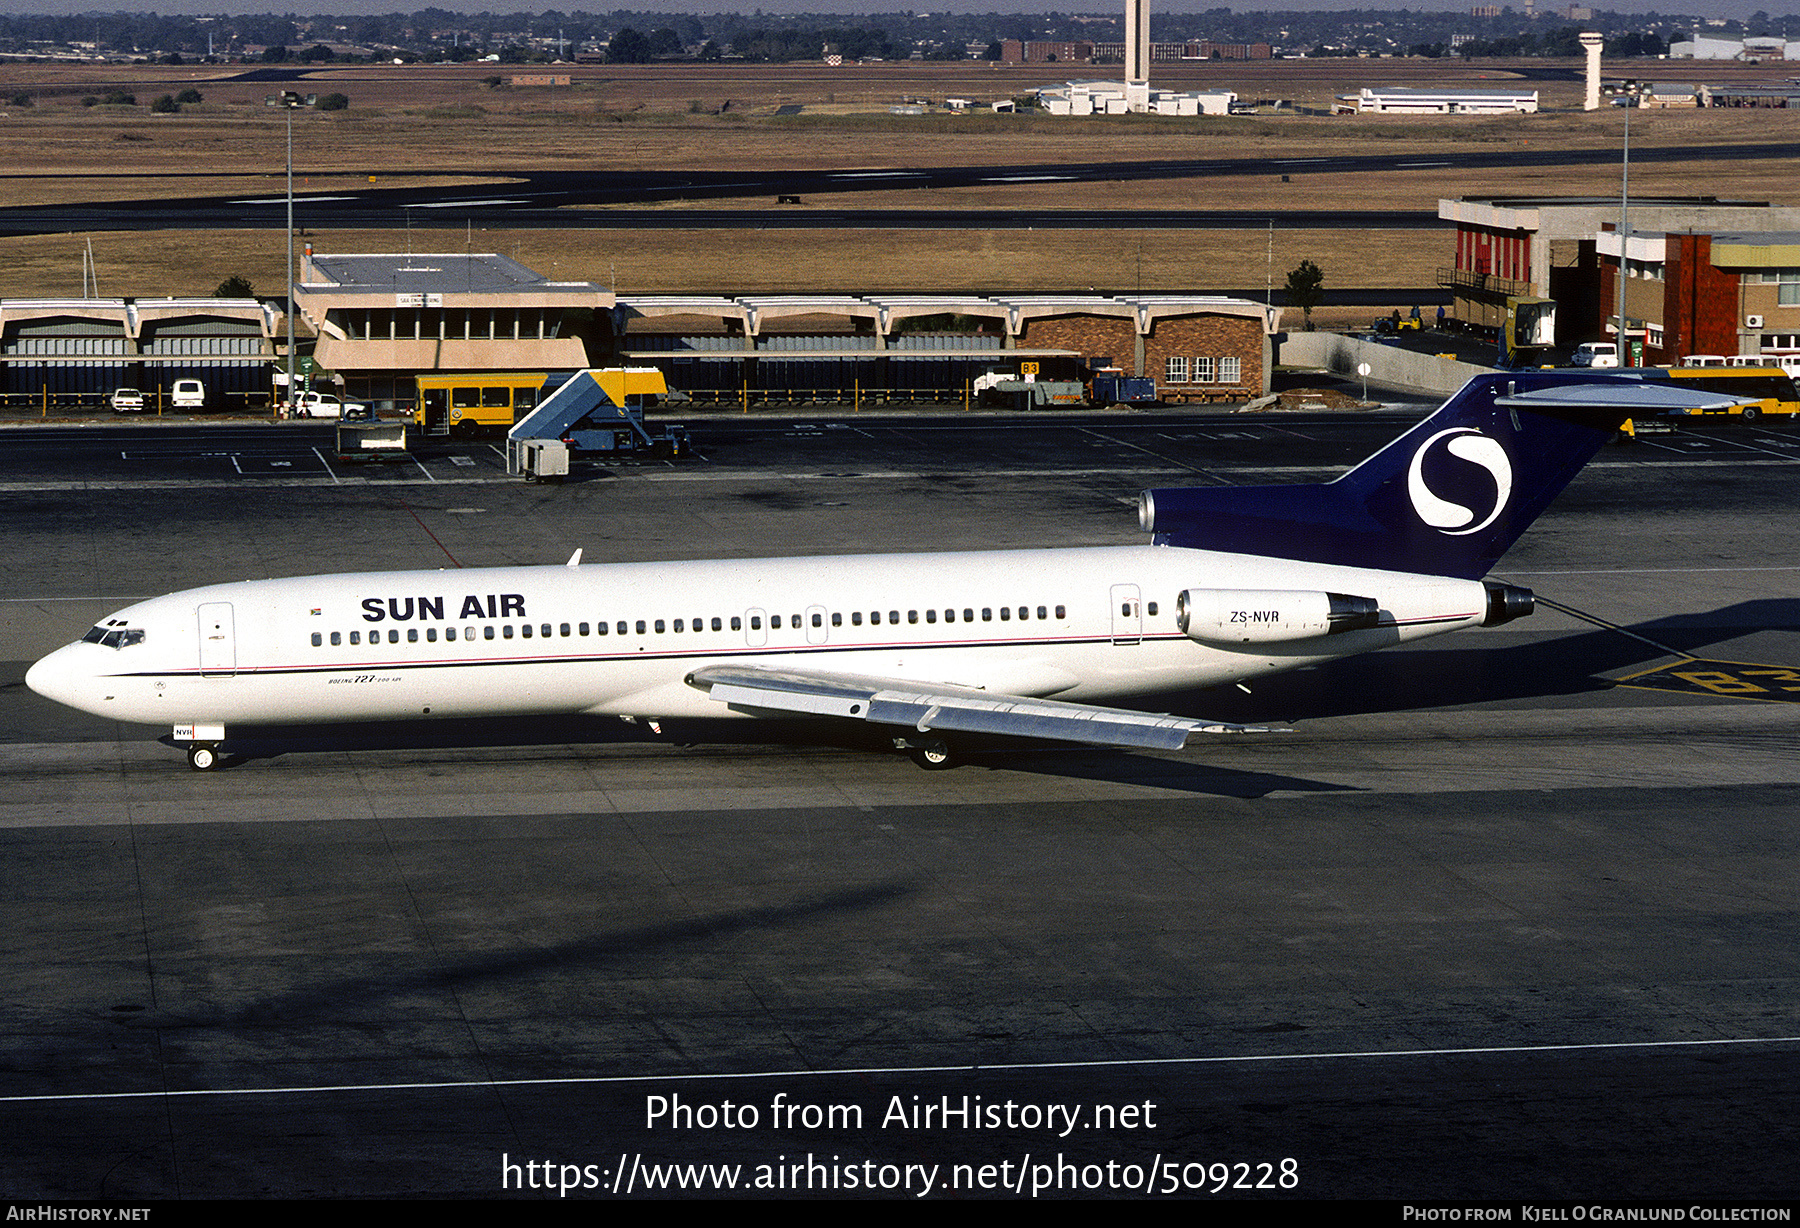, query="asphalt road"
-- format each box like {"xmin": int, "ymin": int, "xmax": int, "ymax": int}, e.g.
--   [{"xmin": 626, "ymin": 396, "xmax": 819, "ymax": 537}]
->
[{"xmin": 1, "ymin": 410, "xmax": 1797, "ymax": 1199}]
